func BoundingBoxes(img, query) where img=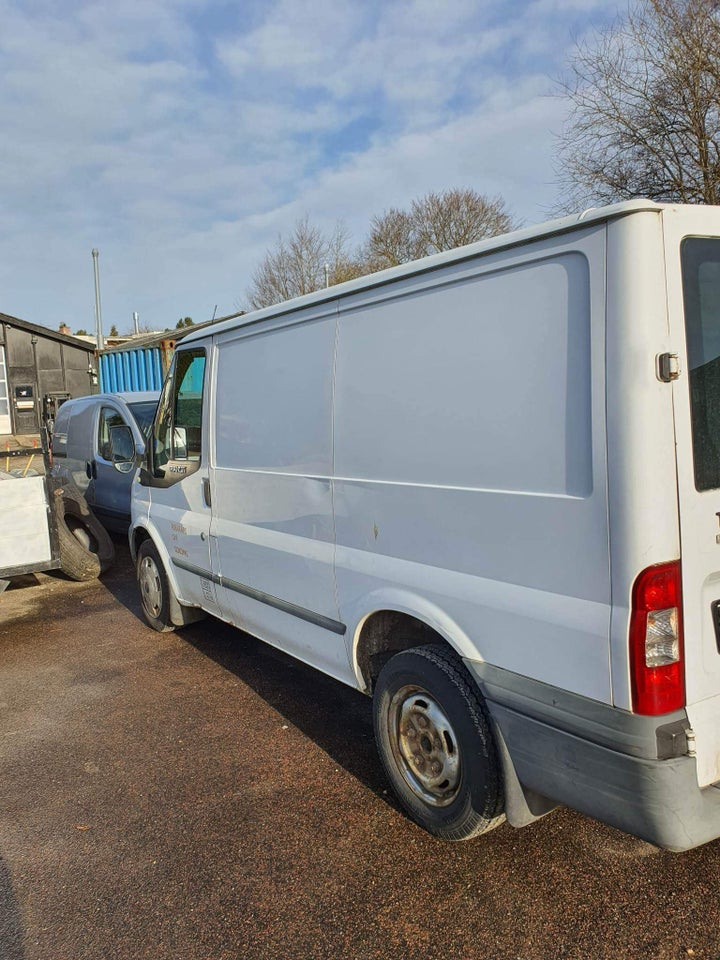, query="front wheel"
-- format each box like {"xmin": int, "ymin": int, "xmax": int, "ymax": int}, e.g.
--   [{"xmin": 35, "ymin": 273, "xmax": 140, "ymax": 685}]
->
[
  {"xmin": 136, "ymin": 540, "xmax": 175, "ymax": 633},
  {"xmin": 373, "ymin": 644, "xmax": 505, "ymax": 840}
]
